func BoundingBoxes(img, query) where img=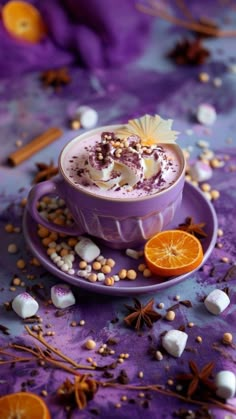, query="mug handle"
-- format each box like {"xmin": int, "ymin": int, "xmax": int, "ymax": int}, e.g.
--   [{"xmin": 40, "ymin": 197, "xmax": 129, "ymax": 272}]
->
[{"xmin": 27, "ymin": 178, "xmax": 84, "ymax": 235}]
